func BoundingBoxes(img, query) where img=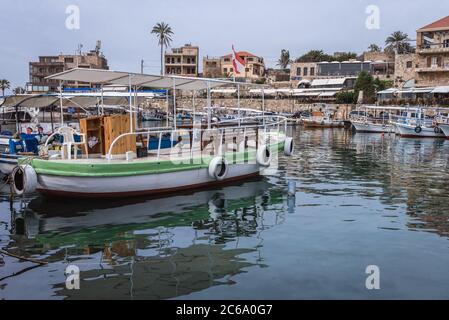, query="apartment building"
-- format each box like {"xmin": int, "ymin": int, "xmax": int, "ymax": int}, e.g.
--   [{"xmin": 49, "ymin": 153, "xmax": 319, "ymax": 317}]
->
[
  {"xmin": 394, "ymin": 15, "xmax": 449, "ymax": 88},
  {"xmin": 28, "ymin": 41, "xmax": 108, "ymax": 92},
  {"xmin": 203, "ymin": 51, "xmax": 266, "ymax": 82},
  {"xmin": 164, "ymin": 44, "xmax": 199, "ymax": 77}
]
